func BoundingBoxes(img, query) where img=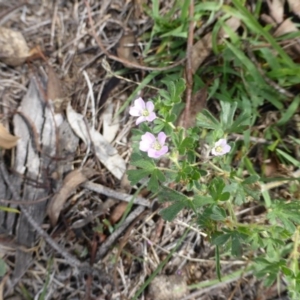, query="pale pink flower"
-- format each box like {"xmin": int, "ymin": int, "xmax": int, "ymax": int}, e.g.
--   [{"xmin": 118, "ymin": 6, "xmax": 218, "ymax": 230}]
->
[
  {"xmin": 139, "ymin": 132, "xmax": 168, "ymax": 159},
  {"xmin": 129, "ymin": 97, "xmax": 156, "ymax": 125},
  {"xmin": 211, "ymin": 139, "xmax": 231, "ymax": 156}
]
